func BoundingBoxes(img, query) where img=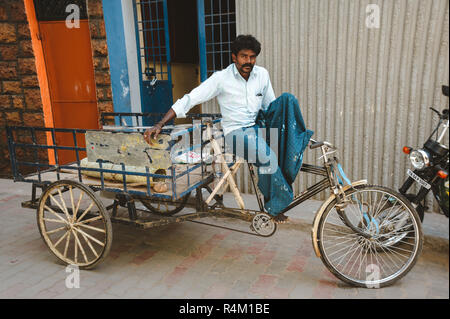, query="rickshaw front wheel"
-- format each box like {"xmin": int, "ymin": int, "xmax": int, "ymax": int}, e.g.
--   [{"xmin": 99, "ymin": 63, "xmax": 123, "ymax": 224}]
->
[{"xmin": 317, "ymin": 184, "xmax": 423, "ymax": 288}]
